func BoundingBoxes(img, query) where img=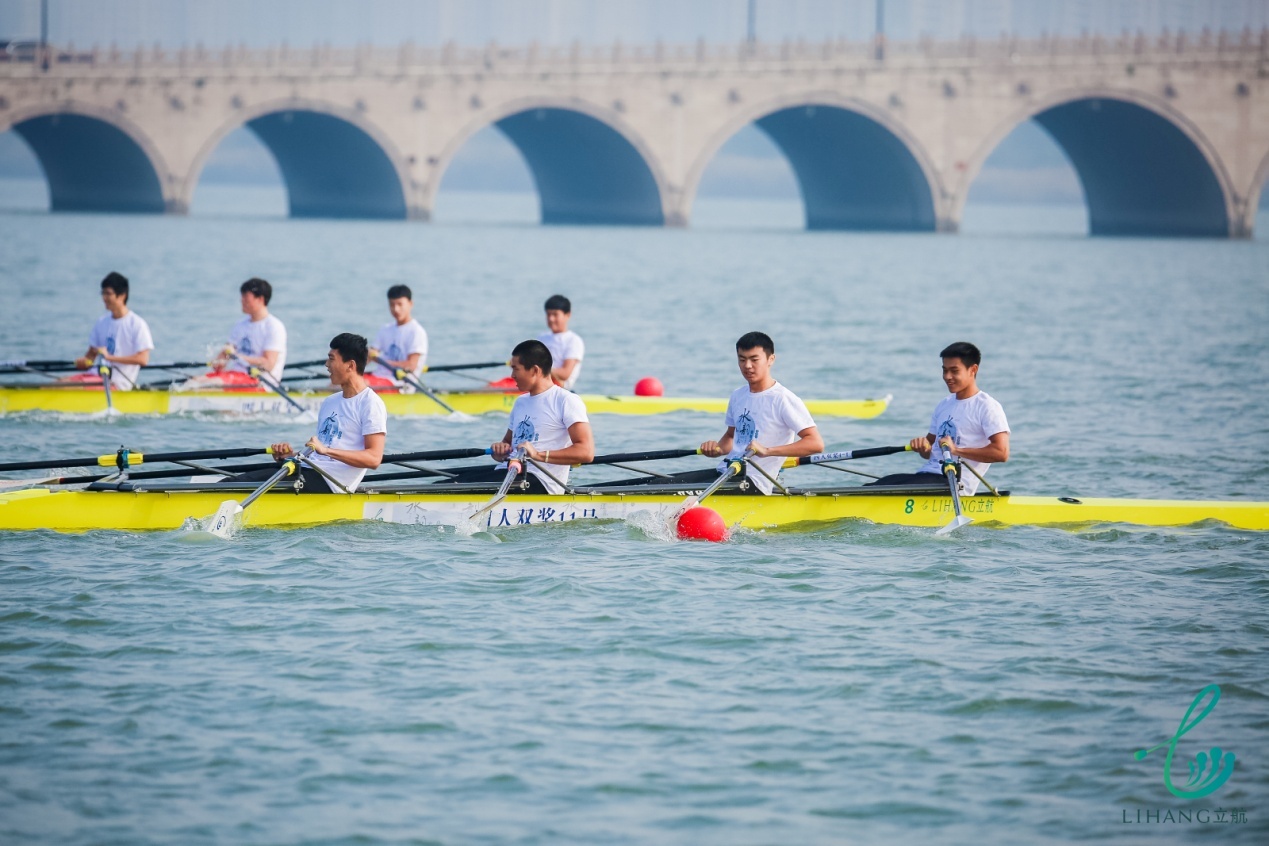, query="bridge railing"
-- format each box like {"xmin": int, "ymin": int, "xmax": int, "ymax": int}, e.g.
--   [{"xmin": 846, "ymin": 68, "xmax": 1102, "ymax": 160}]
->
[{"xmin": 2, "ymin": 28, "xmax": 1267, "ymax": 75}]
